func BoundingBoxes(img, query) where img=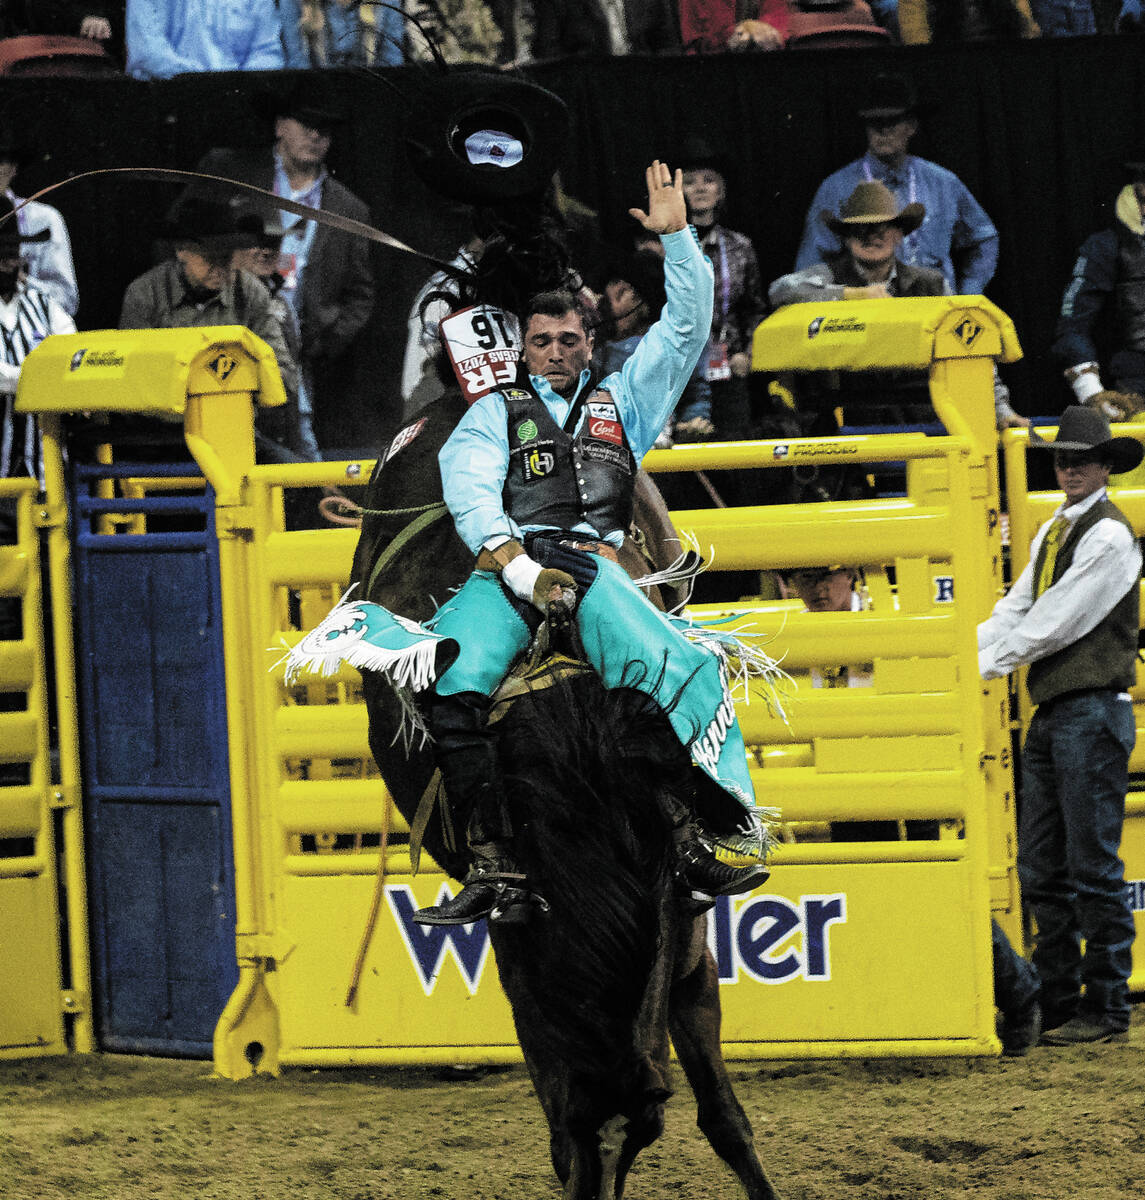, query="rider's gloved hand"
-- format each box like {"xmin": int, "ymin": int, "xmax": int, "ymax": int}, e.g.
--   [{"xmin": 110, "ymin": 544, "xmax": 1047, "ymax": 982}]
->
[{"xmin": 499, "ymin": 546, "xmax": 576, "ymax": 612}]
